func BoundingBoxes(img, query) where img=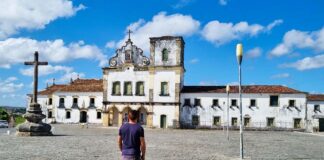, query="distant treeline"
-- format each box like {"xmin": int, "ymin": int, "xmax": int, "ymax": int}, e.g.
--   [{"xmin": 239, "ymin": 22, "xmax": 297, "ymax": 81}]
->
[
  {"xmin": 0, "ymin": 107, "xmax": 26, "ymax": 126},
  {"xmin": 0, "ymin": 106, "xmax": 26, "ymax": 115}
]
